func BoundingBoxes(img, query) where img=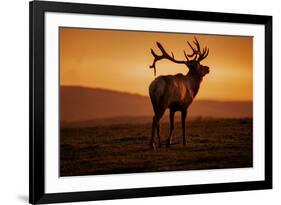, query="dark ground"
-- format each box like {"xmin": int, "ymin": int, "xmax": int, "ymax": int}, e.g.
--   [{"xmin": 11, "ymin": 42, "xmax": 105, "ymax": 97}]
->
[{"xmin": 60, "ymin": 118, "xmax": 253, "ymax": 176}]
